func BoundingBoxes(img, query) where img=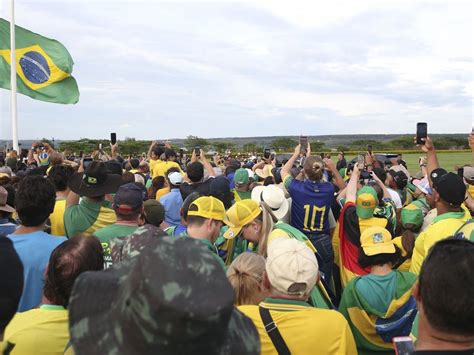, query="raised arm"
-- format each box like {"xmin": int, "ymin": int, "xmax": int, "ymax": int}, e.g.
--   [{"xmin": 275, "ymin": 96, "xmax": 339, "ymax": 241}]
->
[
  {"xmin": 147, "ymin": 141, "xmax": 157, "ymax": 160},
  {"xmin": 66, "ymin": 159, "xmax": 84, "ymax": 208},
  {"xmin": 324, "ymin": 158, "xmax": 345, "ymax": 190},
  {"xmin": 346, "ymin": 163, "xmax": 360, "ymax": 203},
  {"xmin": 281, "ymin": 144, "xmax": 301, "ymax": 181},
  {"xmin": 199, "ymin": 150, "xmax": 215, "ymax": 177},
  {"xmin": 418, "ymin": 136, "xmax": 439, "ymax": 186},
  {"xmin": 370, "ymin": 171, "xmax": 391, "ymax": 199}
]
